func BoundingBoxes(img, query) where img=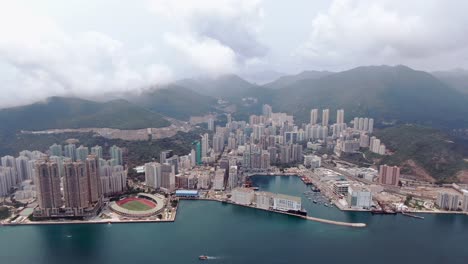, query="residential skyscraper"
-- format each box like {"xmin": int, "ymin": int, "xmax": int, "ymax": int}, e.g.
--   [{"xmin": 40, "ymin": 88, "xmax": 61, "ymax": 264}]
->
[
  {"xmin": 35, "ymin": 159, "xmax": 63, "ymax": 212},
  {"xmin": 436, "ymin": 192, "xmax": 460, "ymax": 211},
  {"xmin": 228, "ymin": 166, "xmax": 238, "ymax": 190},
  {"xmin": 76, "ymin": 145, "xmax": 89, "ymax": 162},
  {"xmin": 0, "ymin": 167, "xmax": 15, "ymax": 197},
  {"xmin": 1, "ymin": 156, "xmax": 17, "ymax": 185},
  {"xmin": 358, "ymin": 118, "xmax": 364, "ymax": 130},
  {"xmin": 15, "ymin": 156, "xmax": 30, "ymax": 182},
  {"xmin": 110, "ymin": 145, "xmax": 123, "ymax": 166},
  {"xmin": 1, "ymin": 155, "xmax": 16, "ymax": 168},
  {"xmin": 85, "ymin": 155, "xmax": 102, "ymax": 204},
  {"xmin": 310, "ymin": 109, "xmax": 318, "ymax": 125},
  {"xmin": 208, "ymin": 118, "xmax": 215, "ymax": 131},
  {"xmin": 165, "ymin": 155, "xmax": 179, "ymax": 175},
  {"xmin": 91, "ymin": 146, "xmax": 103, "ymax": 159},
  {"xmin": 336, "ymin": 109, "xmax": 344, "ymax": 124},
  {"xmin": 368, "ymin": 118, "xmax": 374, "ymax": 133},
  {"xmin": 363, "ymin": 118, "xmax": 369, "ymax": 132},
  {"xmin": 63, "ymin": 161, "xmax": 89, "ymax": 208},
  {"xmin": 201, "ymin": 133, "xmax": 209, "ymax": 158},
  {"xmin": 145, "ymin": 162, "xmax": 162, "ymax": 189},
  {"xmin": 212, "ymin": 134, "xmax": 224, "ymax": 153},
  {"xmin": 64, "ymin": 144, "xmax": 77, "ymax": 161},
  {"xmin": 160, "ymin": 163, "xmax": 175, "ymax": 191},
  {"xmin": 322, "ymin": 109, "xmax": 329, "ymax": 126},
  {"xmin": 100, "ymin": 165, "xmax": 127, "ymax": 196},
  {"xmin": 262, "ymin": 104, "xmax": 272, "ymax": 118},
  {"xmin": 49, "ymin": 144, "xmax": 63, "ymax": 157},
  {"xmin": 160, "ymin": 150, "xmax": 174, "ymax": 164},
  {"xmin": 192, "ymin": 141, "xmax": 202, "ymax": 165}
]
